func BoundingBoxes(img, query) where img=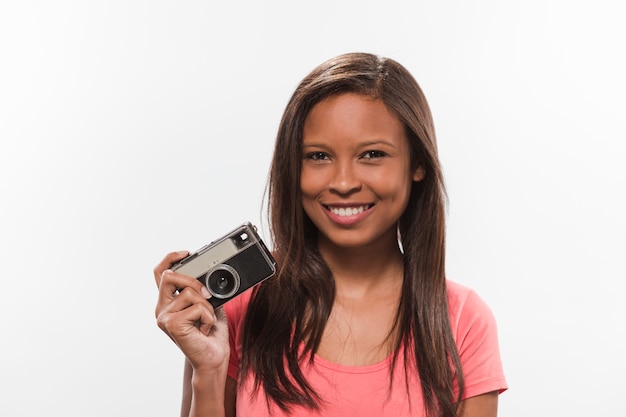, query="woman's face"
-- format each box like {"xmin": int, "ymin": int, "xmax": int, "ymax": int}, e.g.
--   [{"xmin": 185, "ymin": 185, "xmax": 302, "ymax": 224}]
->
[{"xmin": 300, "ymin": 93, "xmax": 424, "ymax": 251}]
